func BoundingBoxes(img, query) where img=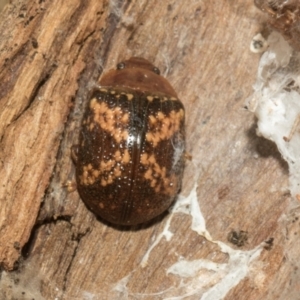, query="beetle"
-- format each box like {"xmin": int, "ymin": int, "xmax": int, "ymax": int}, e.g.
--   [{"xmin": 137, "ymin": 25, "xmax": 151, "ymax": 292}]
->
[{"xmin": 72, "ymin": 57, "xmax": 185, "ymax": 225}]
